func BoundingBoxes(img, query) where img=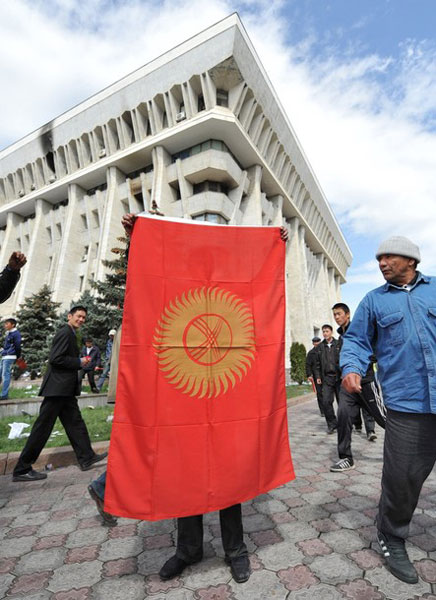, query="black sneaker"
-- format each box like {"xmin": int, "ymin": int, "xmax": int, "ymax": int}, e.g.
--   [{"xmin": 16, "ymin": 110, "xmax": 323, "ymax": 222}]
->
[
  {"xmin": 13, "ymin": 468, "xmax": 47, "ymax": 482},
  {"xmin": 367, "ymin": 431, "xmax": 377, "ymax": 442},
  {"xmin": 225, "ymin": 555, "xmax": 251, "ymax": 583},
  {"xmin": 87, "ymin": 485, "xmax": 117, "ymax": 527},
  {"xmin": 80, "ymin": 452, "xmax": 108, "ymax": 471},
  {"xmin": 327, "ymin": 426, "xmax": 337, "ymax": 434},
  {"xmin": 330, "ymin": 458, "xmax": 355, "ymax": 473},
  {"xmin": 377, "ymin": 530, "xmax": 418, "ymax": 584}
]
